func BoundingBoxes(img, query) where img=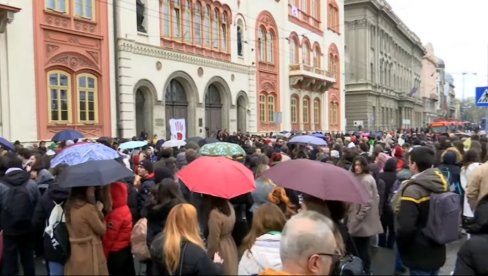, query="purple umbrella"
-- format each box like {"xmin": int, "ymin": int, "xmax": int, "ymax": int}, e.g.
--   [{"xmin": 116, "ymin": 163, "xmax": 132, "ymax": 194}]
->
[
  {"xmin": 263, "ymin": 159, "xmax": 369, "ymax": 204},
  {"xmin": 289, "ymin": 135, "xmax": 327, "ymax": 146}
]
